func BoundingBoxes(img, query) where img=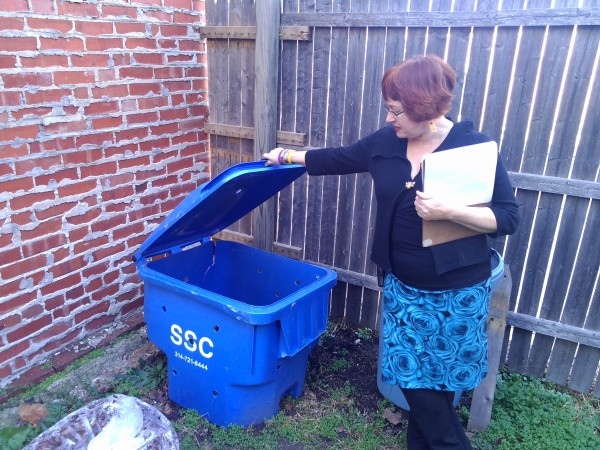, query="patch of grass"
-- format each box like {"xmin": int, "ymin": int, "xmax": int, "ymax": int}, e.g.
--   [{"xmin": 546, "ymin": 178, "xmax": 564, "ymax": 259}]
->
[
  {"xmin": 170, "ymin": 384, "xmax": 407, "ymax": 450},
  {"xmin": 355, "ymin": 328, "xmax": 373, "ymax": 341},
  {"xmin": 113, "ymin": 356, "xmax": 167, "ymax": 392},
  {"xmin": 470, "ymin": 372, "xmax": 600, "ymax": 450}
]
